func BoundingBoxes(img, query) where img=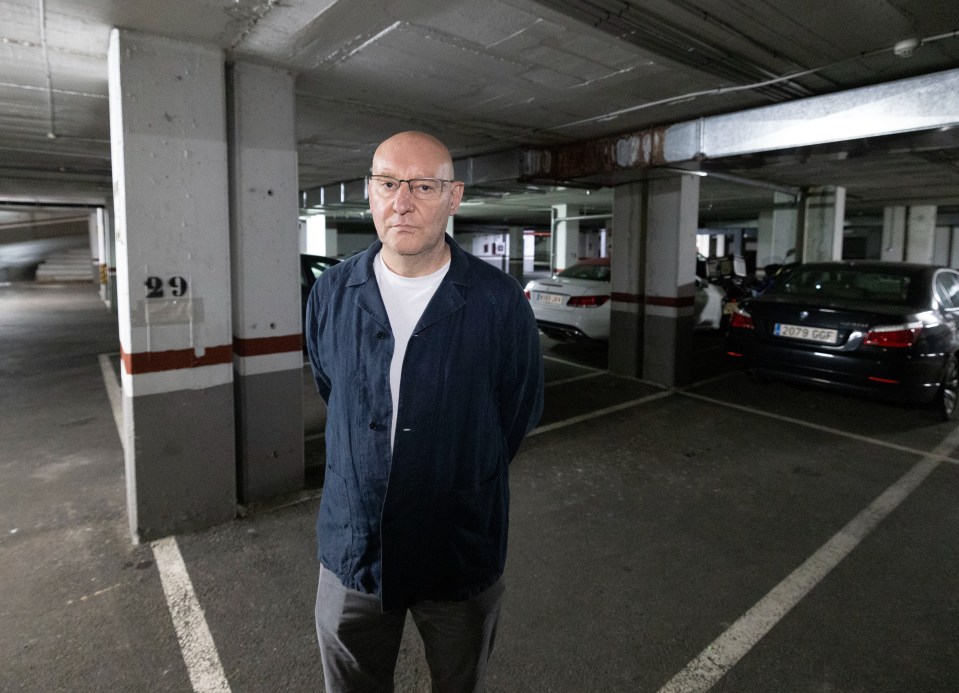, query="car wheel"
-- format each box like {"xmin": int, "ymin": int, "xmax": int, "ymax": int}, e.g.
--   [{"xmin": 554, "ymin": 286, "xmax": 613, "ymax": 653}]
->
[{"xmin": 935, "ymin": 354, "xmax": 959, "ymax": 422}]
